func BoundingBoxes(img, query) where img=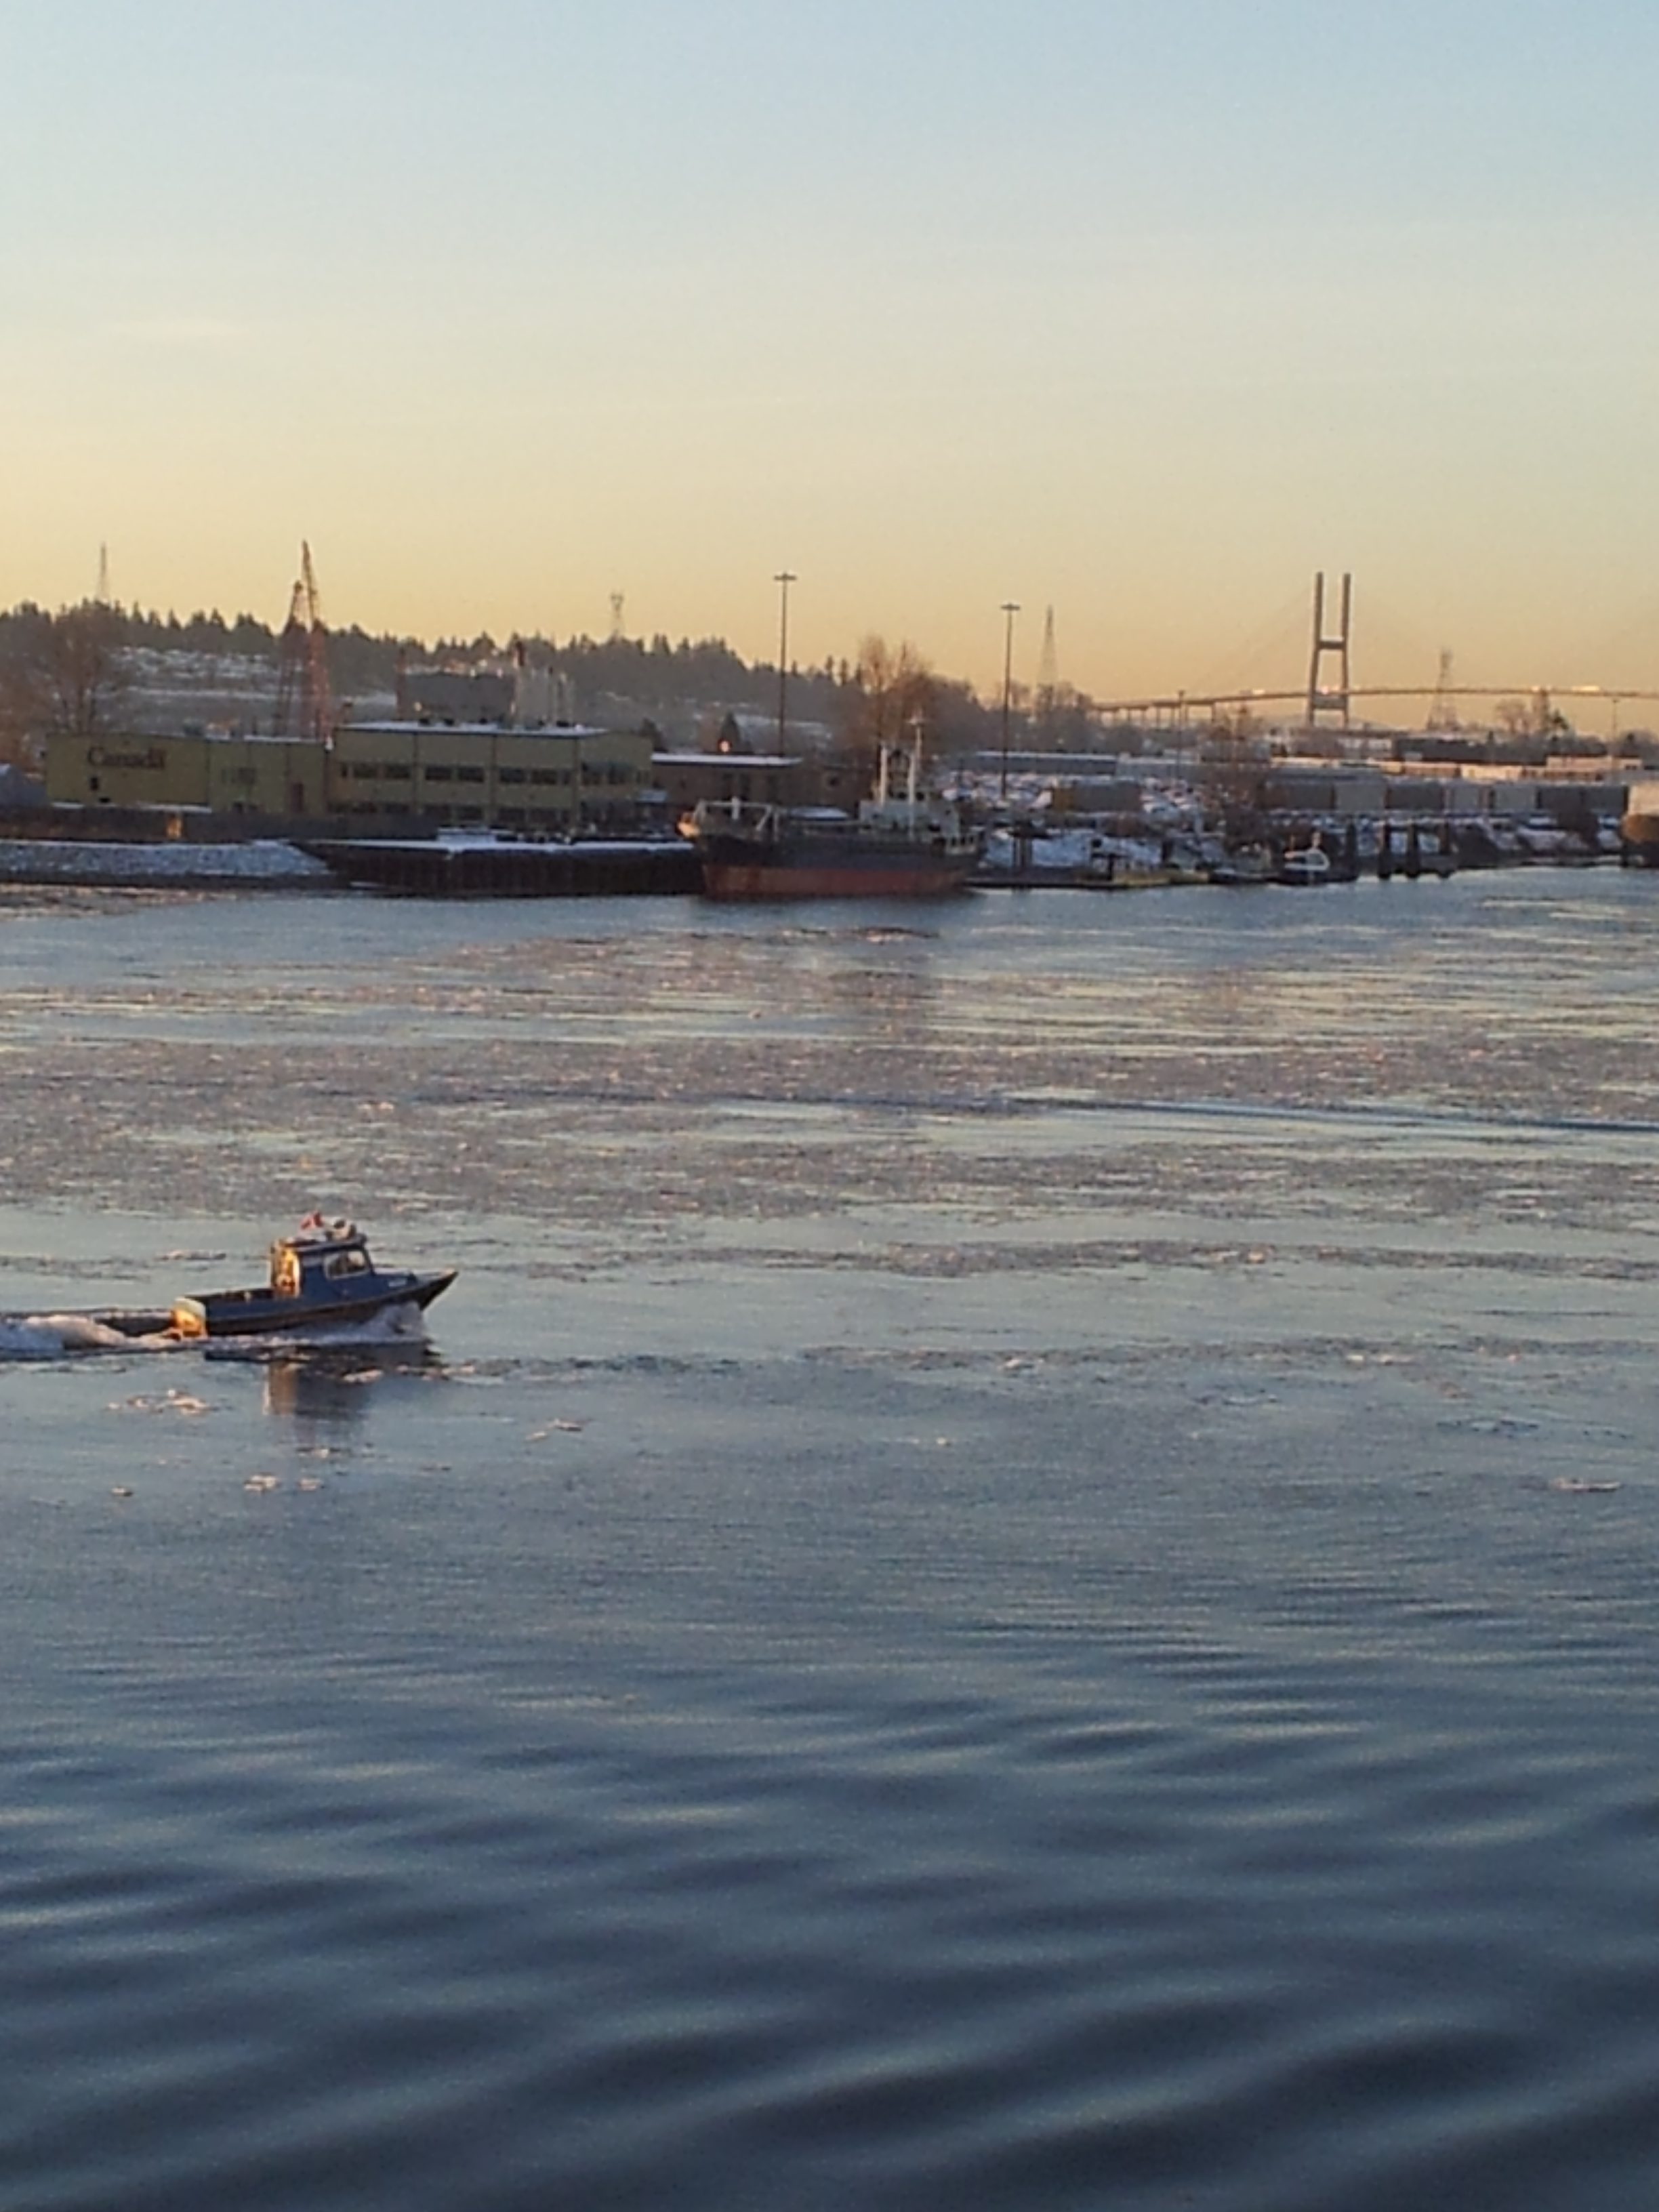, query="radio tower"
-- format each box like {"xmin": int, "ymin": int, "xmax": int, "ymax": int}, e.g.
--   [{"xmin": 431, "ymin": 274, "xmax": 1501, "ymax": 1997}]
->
[
  {"xmin": 1305, "ymin": 571, "xmax": 1352, "ymax": 731},
  {"xmin": 273, "ymin": 542, "xmax": 334, "ymax": 741},
  {"xmin": 96, "ymin": 543, "xmax": 111, "ymax": 605},
  {"xmin": 1427, "ymin": 648, "xmax": 1460, "ymax": 731}
]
